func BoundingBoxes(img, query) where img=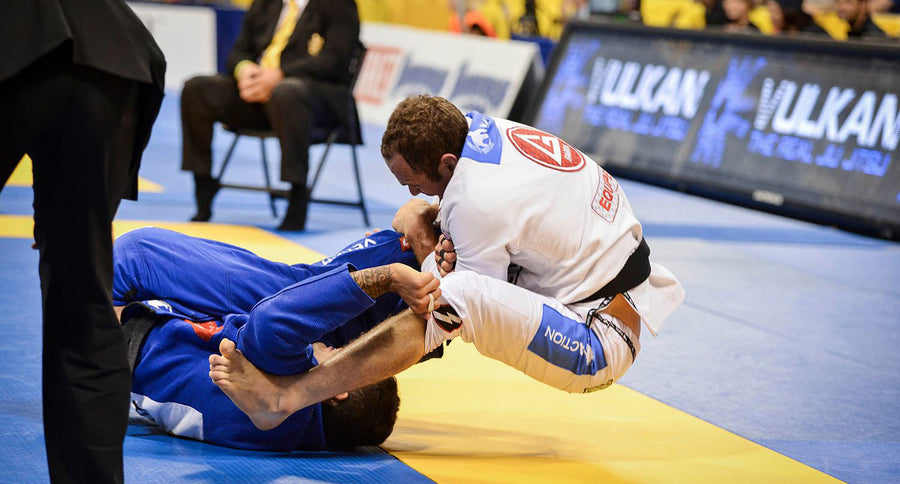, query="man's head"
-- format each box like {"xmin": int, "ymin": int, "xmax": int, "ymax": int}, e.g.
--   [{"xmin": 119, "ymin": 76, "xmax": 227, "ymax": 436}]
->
[
  {"xmin": 836, "ymin": 0, "xmax": 867, "ymax": 23},
  {"xmin": 723, "ymin": 0, "xmax": 753, "ymax": 22},
  {"xmin": 320, "ymin": 377, "xmax": 400, "ymax": 448},
  {"xmin": 381, "ymin": 95, "xmax": 468, "ymax": 198}
]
